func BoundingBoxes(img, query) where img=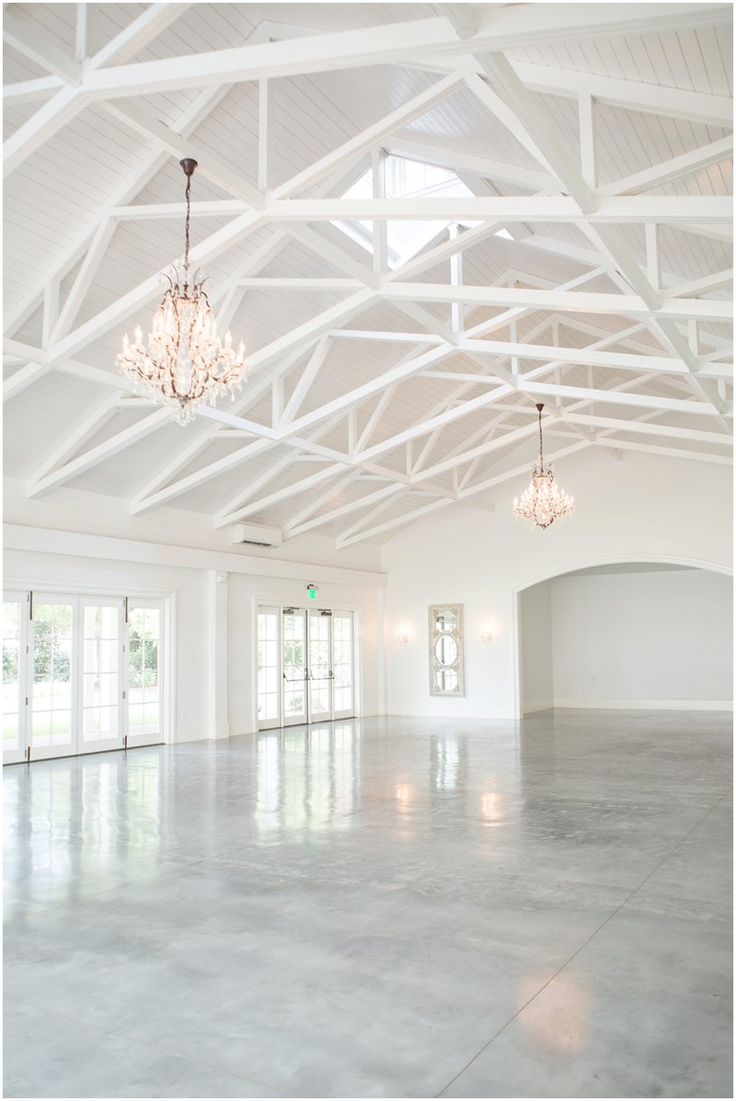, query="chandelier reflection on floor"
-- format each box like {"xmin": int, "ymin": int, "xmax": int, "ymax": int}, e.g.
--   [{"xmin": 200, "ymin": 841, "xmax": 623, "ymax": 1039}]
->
[
  {"xmin": 512, "ymin": 403, "xmax": 575, "ymax": 530},
  {"xmin": 117, "ymin": 158, "xmax": 247, "ymax": 426}
]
